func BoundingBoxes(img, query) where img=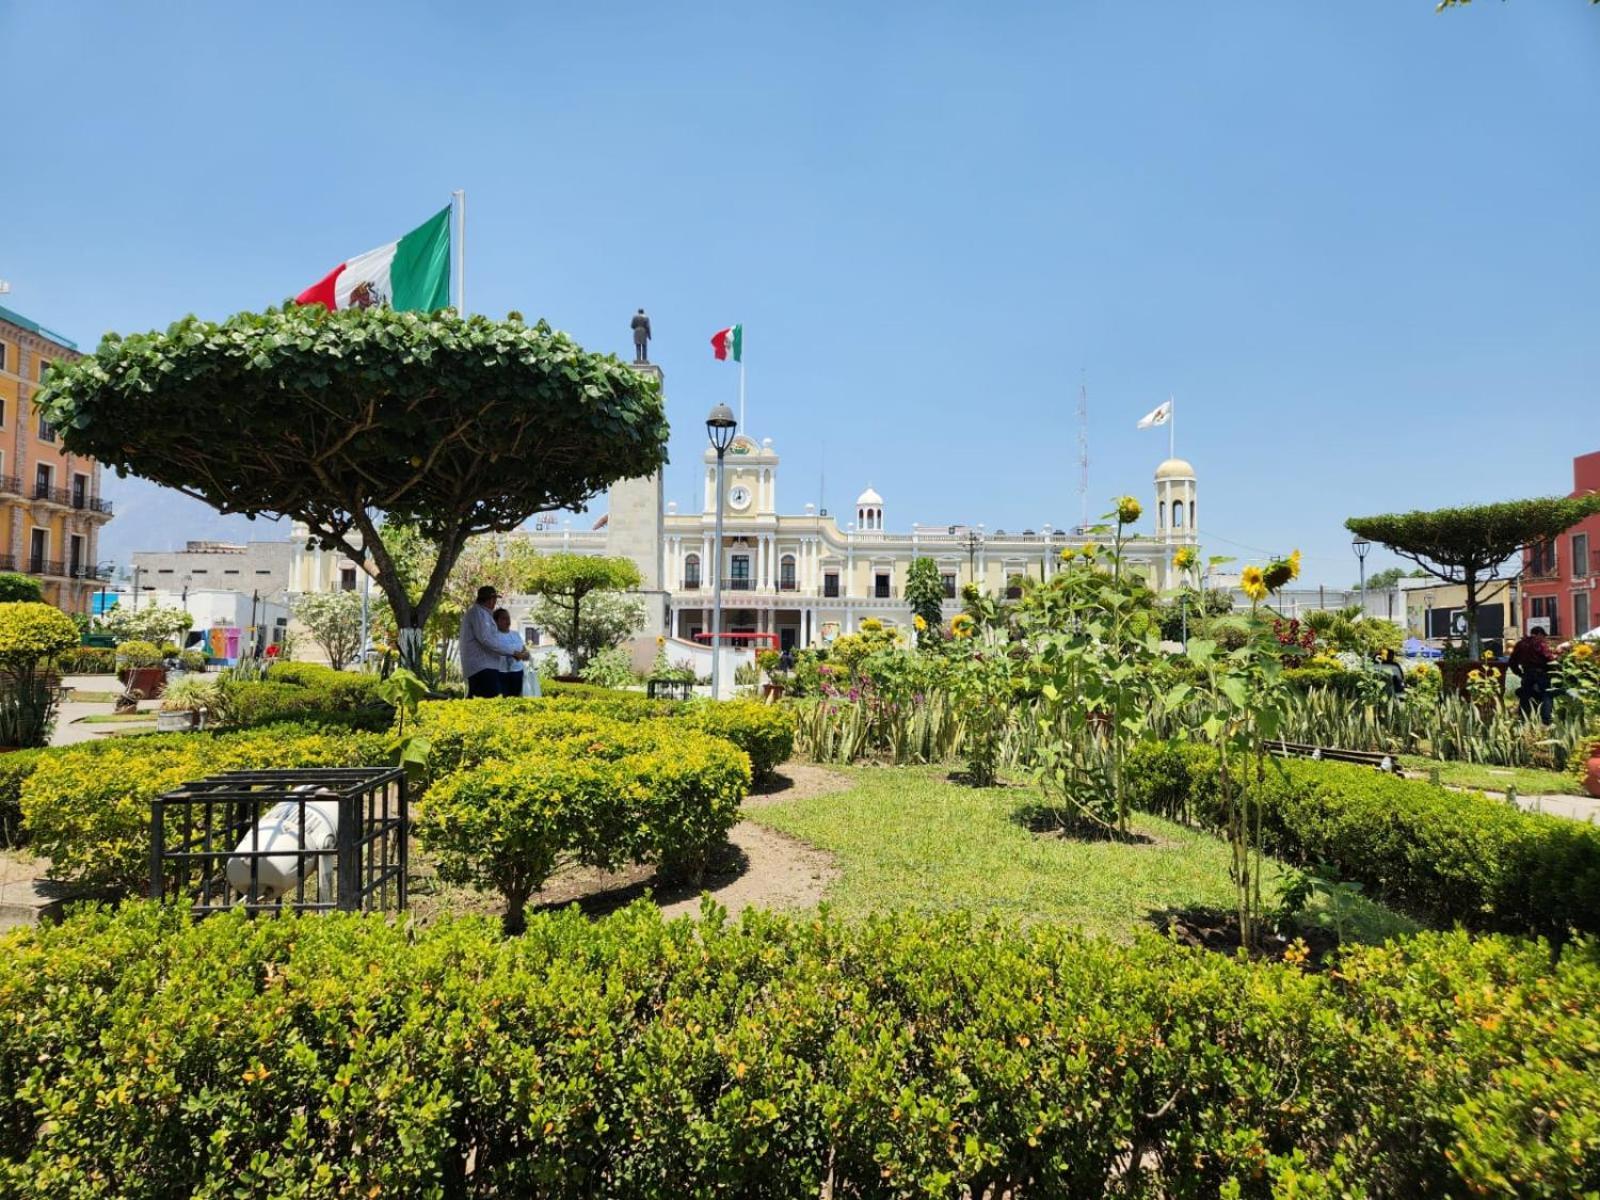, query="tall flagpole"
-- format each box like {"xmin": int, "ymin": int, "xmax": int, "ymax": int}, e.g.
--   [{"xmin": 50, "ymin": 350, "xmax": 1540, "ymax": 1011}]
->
[
  {"xmin": 452, "ymin": 189, "xmax": 466, "ymax": 315},
  {"xmin": 1169, "ymin": 393, "xmax": 1175, "ymax": 459},
  {"xmin": 738, "ymin": 358, "xmax": 746, "ymax": 436}
]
